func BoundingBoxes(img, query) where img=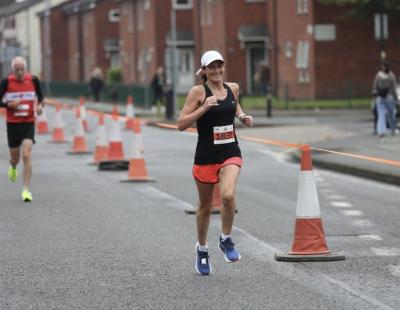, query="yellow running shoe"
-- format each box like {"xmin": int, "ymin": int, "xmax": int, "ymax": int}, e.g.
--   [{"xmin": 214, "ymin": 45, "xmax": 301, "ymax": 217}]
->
[
  {"xmin": 8, "ymin": 166, "xmax": 18, "ymax": 182},
  {"xmin": 22, "ymin": 189, "xmax": 32, "ymax": 202}
]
